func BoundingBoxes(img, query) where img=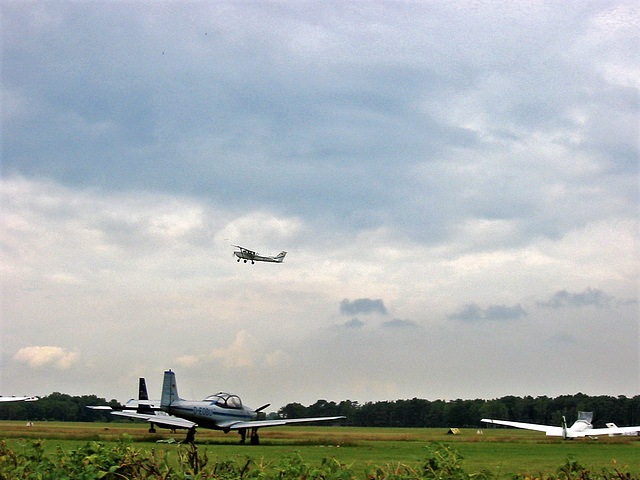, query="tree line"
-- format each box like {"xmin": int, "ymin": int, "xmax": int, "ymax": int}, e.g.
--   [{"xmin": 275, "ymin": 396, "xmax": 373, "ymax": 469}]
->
[
  {"xmin": 0, "ymin": 393, "xmax": 120, "ymax": 423},
  {"xmin": 1, "ymin": 392, "xmax": 638, "ymax": 428},
  {"xmin": 278, "ymin": 393, "xmax": 640, "ymax": 428}
]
